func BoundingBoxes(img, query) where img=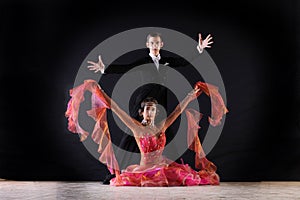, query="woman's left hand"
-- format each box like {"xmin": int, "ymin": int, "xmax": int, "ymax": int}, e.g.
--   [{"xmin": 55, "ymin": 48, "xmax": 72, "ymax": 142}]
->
[{"xmin": 187, "ymin": 88, "xmax": 202, "ymax": 101}]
